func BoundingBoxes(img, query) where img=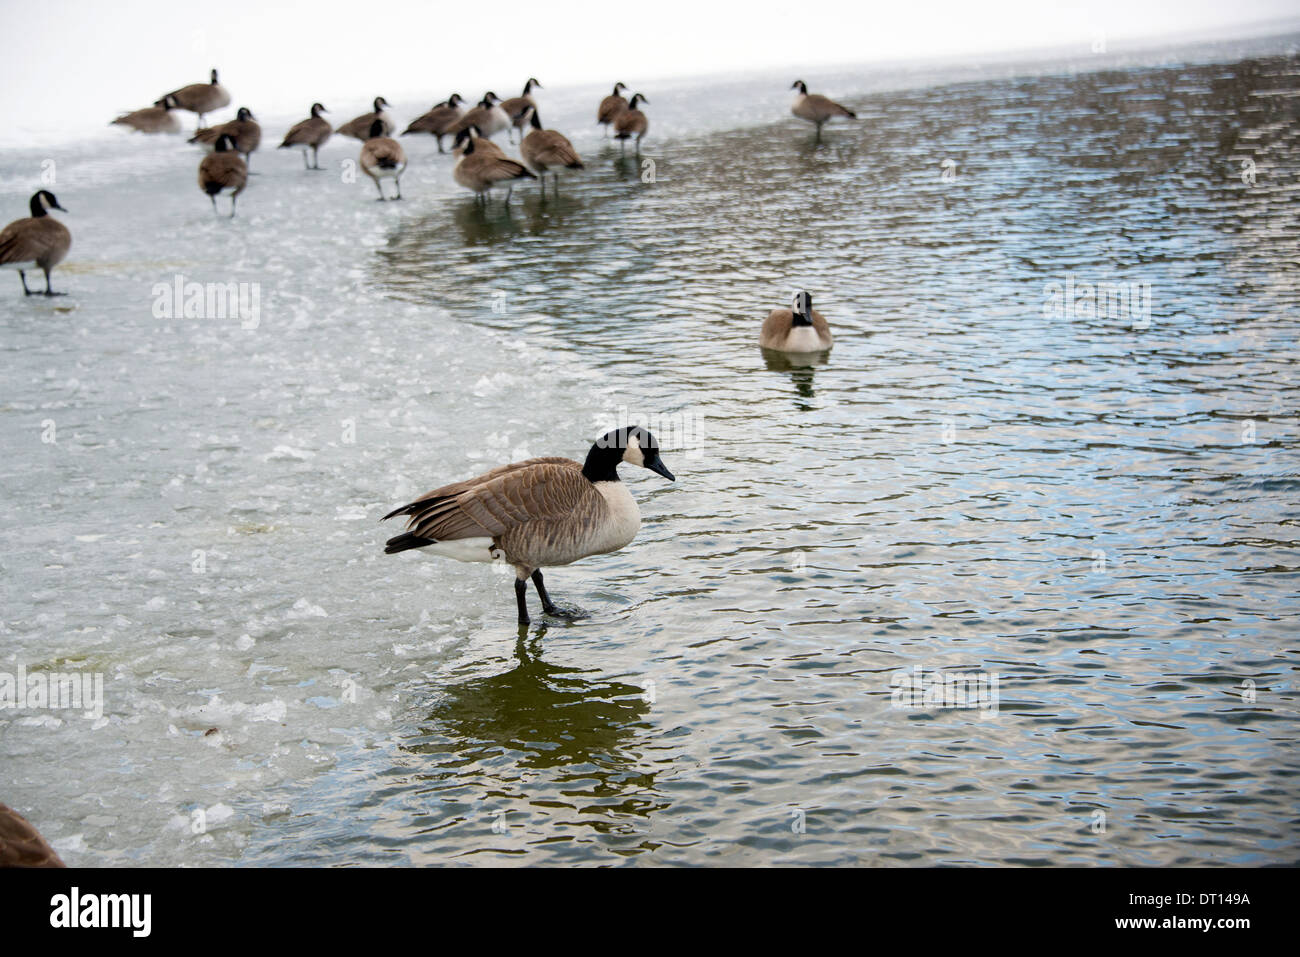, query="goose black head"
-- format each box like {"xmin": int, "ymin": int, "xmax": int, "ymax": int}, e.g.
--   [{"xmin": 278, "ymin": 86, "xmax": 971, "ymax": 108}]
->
[
  {"xmin": 613, "ymin": 81, "xmax": 627, "ymax": 95},
  {"xmin": 628, "ymin": 93, "xmax": 648, "ymax": 109},
  {"xmin": 236, "ymin": 107, "xmax": 254, "ymax": 121},
  {"xmin": 454, "ymin": 126, "xmax": 484, "ymax": 153},
  {"xmin": 156, "ymin": 94, "xmax": 179, "ymax": 109},
  {"xmin": 373, "ymin": 96, "xmax": 389, "ymax": 111},
  {"xmin": 484, "ymin": 91, "xmax": 501, "ymax": 104},
  {"xmin": 791, "ymin": 290, "xmax": 813, "ymax": 326},
  {"xmin": 585, "ymin": 427, "xmax": 675, "ymax": 483},
  {"xmin": 367, "ymin": 118, "xmax": 387, "ymax": 140},
  {"xmin": 214, "ymin": 133, "xmax": 238, "ymax": 153},
  {"xmin": 448, "ymin": 93, "xmax": 463, "ymax": 106},
  {"xmin": 791, "ymin": 80, "xmax": 808, "ymax": 94},
  {"xmin": 30, "ymin": 190, "xmax": 66, "ymax": 218},
  {"xmin": 210, "ymin": 69, "xmax": 220, "ymax": 84},
  {"xmin": 524, "ymin": 78, "xmax": 541, "ymax": 93},
  {"xmin": 310, "ymin": 102, "xmax": 327, "ymax": 116}
]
